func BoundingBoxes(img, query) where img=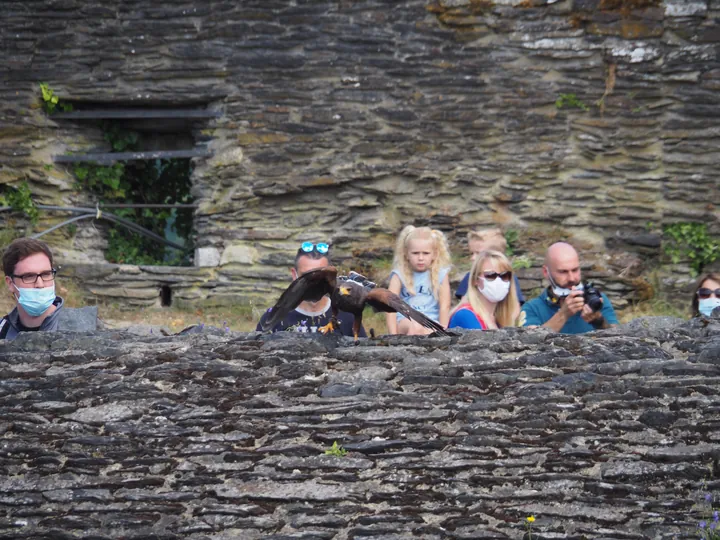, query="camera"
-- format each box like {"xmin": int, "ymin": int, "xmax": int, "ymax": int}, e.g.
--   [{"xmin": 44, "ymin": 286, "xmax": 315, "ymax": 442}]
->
[{"xmin": 583, "ymin": 282, "xmax": 603, "ymax": 312}]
